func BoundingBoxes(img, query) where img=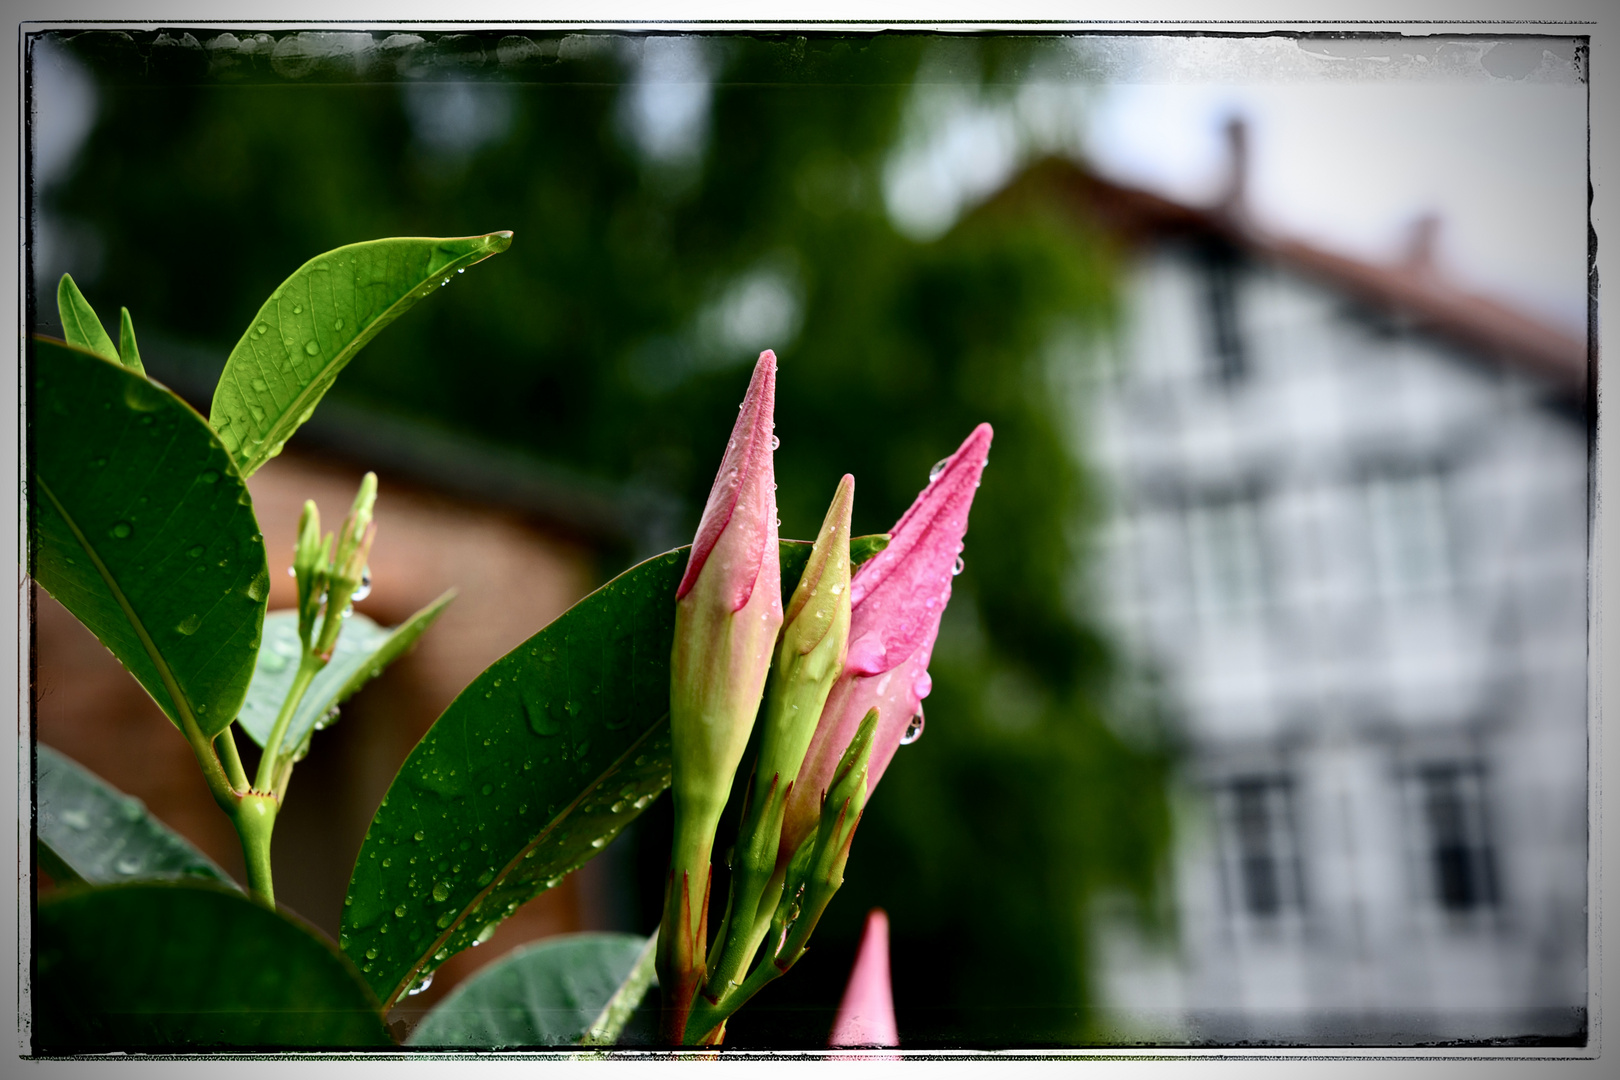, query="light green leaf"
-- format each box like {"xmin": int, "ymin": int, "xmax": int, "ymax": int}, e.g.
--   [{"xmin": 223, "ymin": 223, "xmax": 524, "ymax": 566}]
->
[
  {"xmin": 407, "ymin": 933, "xmax": 650, "ymax": 1048},
  {"xmin": 238, "ymin": 591, "xmax": 455, "ymax": 756},
  {"xmin": 340, "ymin": 540, "xmax": 885, "ymax": 1010},
  {"xmin": 35, "ymin": 744, "xmax": 235, "ymax": 888},
  {"xmin": 33, "ymin": 882, "xmax": 392, "ymax": 1050},
  {"xmin": 30, "ymin": 338, "xmax": 268, "ymax": 740},
  {"xmin": 118, "ymin": 305, "xmax": 145, "ymax": 374},
  {"xmin": 56, "ymin": 273, "xmax": 118, "ymax": 364},
  {"xmin": 208, "ymin": 232, "xmax": 513, "ymax": 478}
]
